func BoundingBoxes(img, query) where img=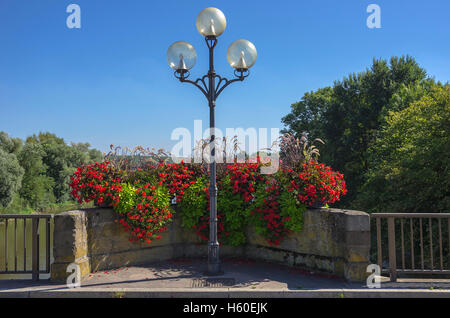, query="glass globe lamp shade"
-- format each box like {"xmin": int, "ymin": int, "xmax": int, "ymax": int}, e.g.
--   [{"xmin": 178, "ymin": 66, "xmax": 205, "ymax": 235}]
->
[
  {"xmin": 196, "ymin": 7, "xmax": 227, "ymax": 37},
  {"xmin": 167, "ymin": 41, "xmax": 197, "ymax": 72},
  {"xmin": 227, "ymin": 39, "xmax": 257, "ymax": 70}
]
